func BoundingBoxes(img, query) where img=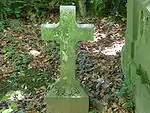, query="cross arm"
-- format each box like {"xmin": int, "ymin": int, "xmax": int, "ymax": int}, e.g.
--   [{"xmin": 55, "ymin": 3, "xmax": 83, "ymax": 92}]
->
[
  {"xmin": 41, "ymin": 23, "xmax": 60, "ymax": 41},
  {"xmin": 76, "ymin": 24, "xmax": 94, "ymax": 41}
]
